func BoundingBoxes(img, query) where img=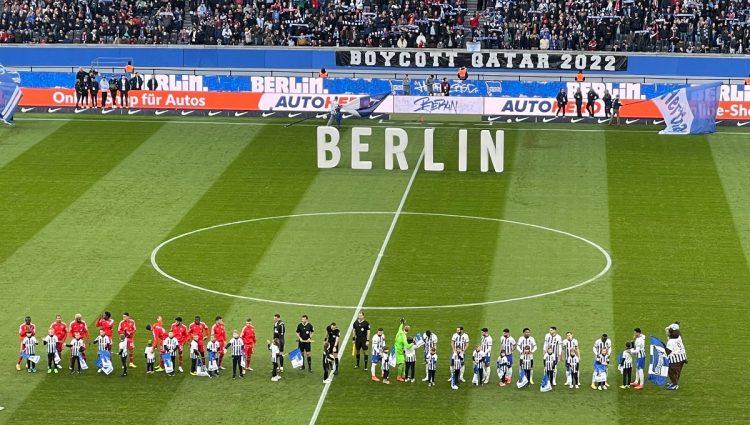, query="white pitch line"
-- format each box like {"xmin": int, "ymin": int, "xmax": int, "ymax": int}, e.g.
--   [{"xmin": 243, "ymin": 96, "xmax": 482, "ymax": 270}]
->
[
  {"xmin": 308, "ymin": 148, "xmax": 425, "ymax": 425},
  {"xmin": 15, "ymin": 116, "xmax": 750, "ymax": 136}
]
